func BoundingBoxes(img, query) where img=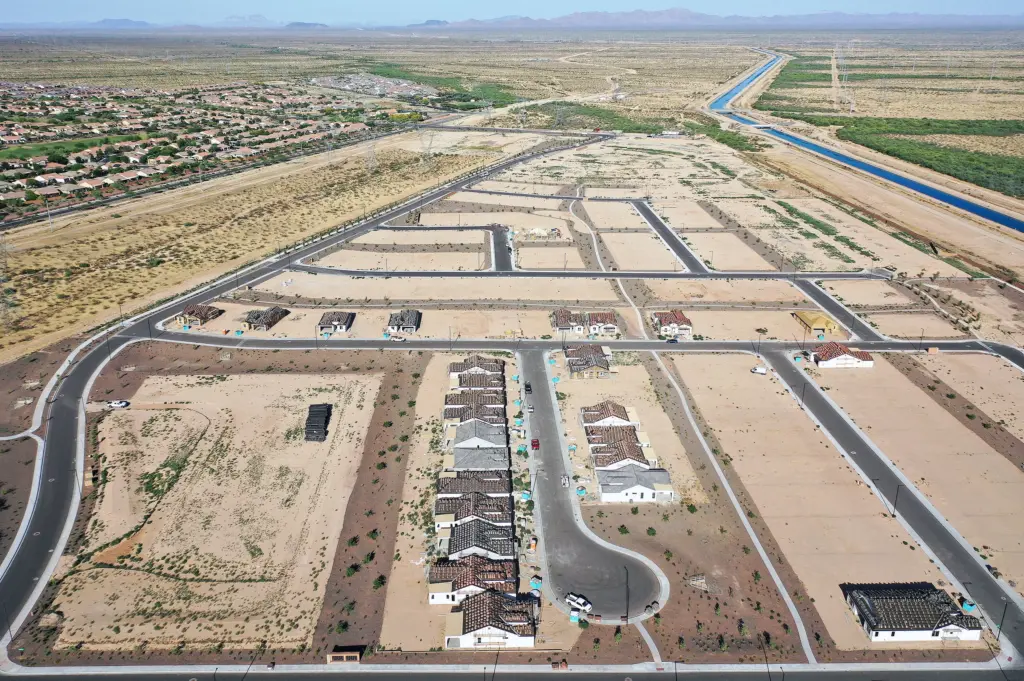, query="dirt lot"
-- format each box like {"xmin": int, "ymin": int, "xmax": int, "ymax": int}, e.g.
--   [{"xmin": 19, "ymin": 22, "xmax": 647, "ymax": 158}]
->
[
  {"xmin": 319, "ymin": 249, "xmax": 486, "ymax": 272},
  {"xmin": 517, "ymin": 245, "xmax": 586, "ymax": 270},
  {"xmin": 683, "ymin": 232, "xmax": 775, "ymax": 271},
  {"xmin": 585, "ymin": 202, "xmax": 648, "ymax": 230},
  {"xmin": 253, "ymin": 271, "xmax": 621, "ymax": 304},
  {"xmin": 919, "ymin": 279, "xmax": 1024, "ymax": 346},
  {"xmin": 470, "ymin": 180, "xmax": 569, "ymax": 195},
  {"xmin": 600, "ymin": 231, "xmax": 684, "ymax": 271},
  {"xmin": 447, "ymin": 191, "xmax": 563, "ymax": 211},
  {"xmin": 0, "ymin": 437, "xmax": 36, "ymax": 567},
  {"xmin": 350, "ymin": 230, "xmax": 487, "ymax": 246},
  {"xmin": 655, "ymin": 200, "xmax": 722, "ymax": 230},
  {"xmin": 681, "ymin": 310, "xmax": 846, "ymax": 342},
  {"xmin": 644, "ymin": 279, "xmax": 805, "ymax": 304},
  {"xmin": 422, "ymin": 211, "xmax": 573, "ymax": 243},
  {"xmin": 817, "ymin": 356, "xmax": 1024, "ymax": 601},
  {"xmin": 1, "ymin": 130, "xmax": 524, "ymax": 363},
  {"xmin": 861, "ymin": 312, "xmax": 966, "ymax": 339},
  {"xmin": 672, "ymin": 354, "xmax": 953, "ymax": 650},
  {"xmin": 820, "ymin": 280, "xmax": 915, "ymax": 308},
  {"xmin": 0, "ymin": 334, "xmax": 85, "ymax": 436}
]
